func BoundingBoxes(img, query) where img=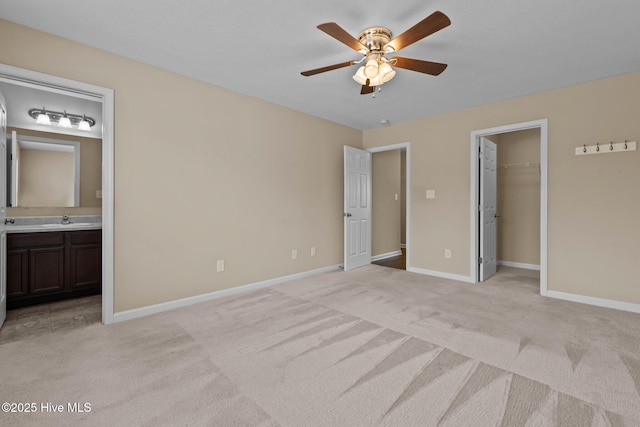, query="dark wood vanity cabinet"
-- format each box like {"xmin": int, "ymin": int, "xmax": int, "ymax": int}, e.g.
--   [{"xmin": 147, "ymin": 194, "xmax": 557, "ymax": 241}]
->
[{"xmin": 7, "ymin": 230, "xmax": 101, "ymax": 309}]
